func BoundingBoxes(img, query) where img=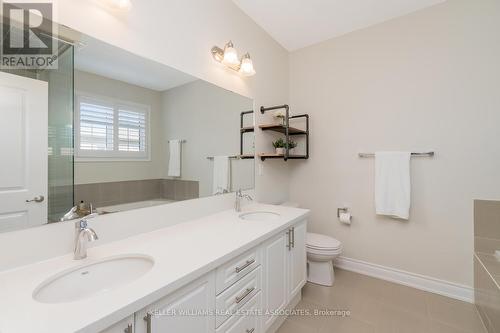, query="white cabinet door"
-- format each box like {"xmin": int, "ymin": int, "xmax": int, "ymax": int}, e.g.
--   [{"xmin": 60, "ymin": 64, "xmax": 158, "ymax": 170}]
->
[
  {"xmin": 100, "ymin": 315, "xmax": 134, "ymax": 333},
  {"xmin": 135, "ymin": 273, "xmax": 216, "ymax": 333},
  {"xmin": 0, "ymin": 71, "xmax": 48, "ymax": 232},
  {"xmin": 262, "ymin": 232, "xmax": 288, "ymax": 332},
  {"xmin": 288, "ymin": 220, "xmax": 307, "ymax": 298}
]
